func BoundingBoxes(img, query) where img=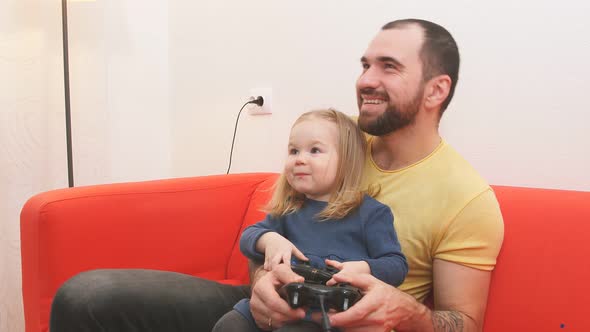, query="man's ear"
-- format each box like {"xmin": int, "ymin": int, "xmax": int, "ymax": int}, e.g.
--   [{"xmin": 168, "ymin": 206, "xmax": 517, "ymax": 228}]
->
[{"xmin": 424, "ymin": 75, "xmax": 451, "ymax": 109}]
